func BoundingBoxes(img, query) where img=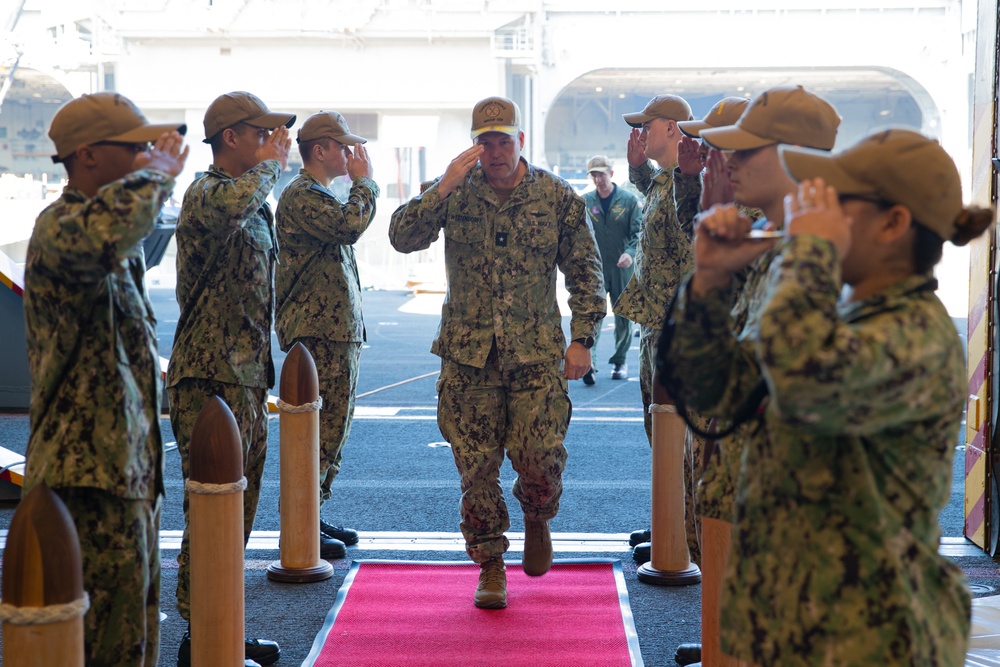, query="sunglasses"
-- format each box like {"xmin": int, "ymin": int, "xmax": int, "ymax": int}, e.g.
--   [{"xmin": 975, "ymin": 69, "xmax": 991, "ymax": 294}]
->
[
  {"xmin": 837, "ymin": 193, "xmax": 895, "ymax": 208},
  {"xmin": 91, "ymin": 141, "xmax": 152, "ymax": 153}
]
